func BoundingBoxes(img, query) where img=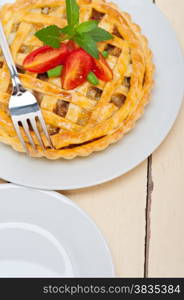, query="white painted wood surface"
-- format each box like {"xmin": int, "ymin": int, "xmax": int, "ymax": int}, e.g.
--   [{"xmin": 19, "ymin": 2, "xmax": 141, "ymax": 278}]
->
[
  {"xmin": 148, "ymin": 0, "xmax": 184, "ymax": 278},
  {"xmin": 64, "ymin": 162, "xmax": 147, "ymax": 277},
  {"xmin": 0, "ymin": 0, "xmax": 183, "ymax": 278}
]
